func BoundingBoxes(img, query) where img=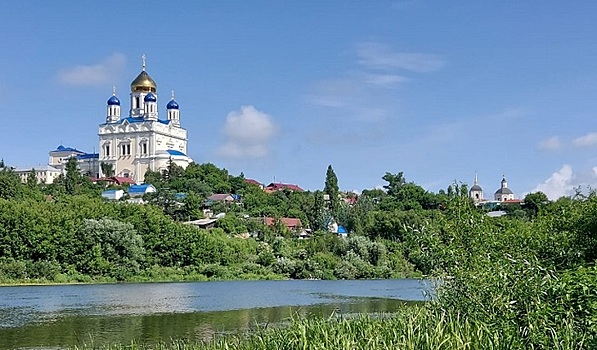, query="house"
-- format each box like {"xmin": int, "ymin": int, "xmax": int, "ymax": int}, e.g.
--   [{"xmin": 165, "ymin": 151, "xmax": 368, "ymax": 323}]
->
[
  {"xmin": 93, "ymin": 176, "xmax": 136, "ymax": 186},
  {"xmin": 204, "ymin": 194, "xmax": 235, "ymax": 208},
  {"xmin": 264, "ymin": 182, "xmax": 304, "ymax": 193},
  {"xmin": 207, "ymin": 193, "xmax": 235, "ymax": 203},
  {"xmin": 337, "ymin": 225, "xmax": 349, "ymax": 238},
  {"xmin": 244, "ymin": 178, "xmax": 264, "ymax": 189},
  {"xmin": 263, "ymin": 217, "xmax": 303, "ymax": 231},
  {"xmin": 101, "ymin": 189, "xmax": 125, "ymax": 201},
  {"xmin": 128, "ymin": 184, "xmax": 157, "ymax": 197},
  {"xmin": 12, "ymin": 165, "xmax": 61, "ymax": 184}
]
